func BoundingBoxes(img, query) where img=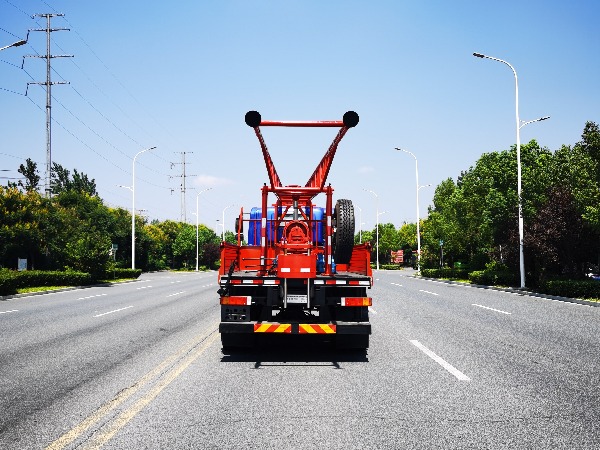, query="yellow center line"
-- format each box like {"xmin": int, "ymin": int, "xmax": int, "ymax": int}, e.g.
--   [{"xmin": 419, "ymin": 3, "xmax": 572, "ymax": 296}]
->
[
  {"xmin": 46, "ymin": 324, "xmax": 219, "ymax": 450},
  {"xmin": 81, "ymin": 332, "xmax": 219, "ymax": 449}
]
